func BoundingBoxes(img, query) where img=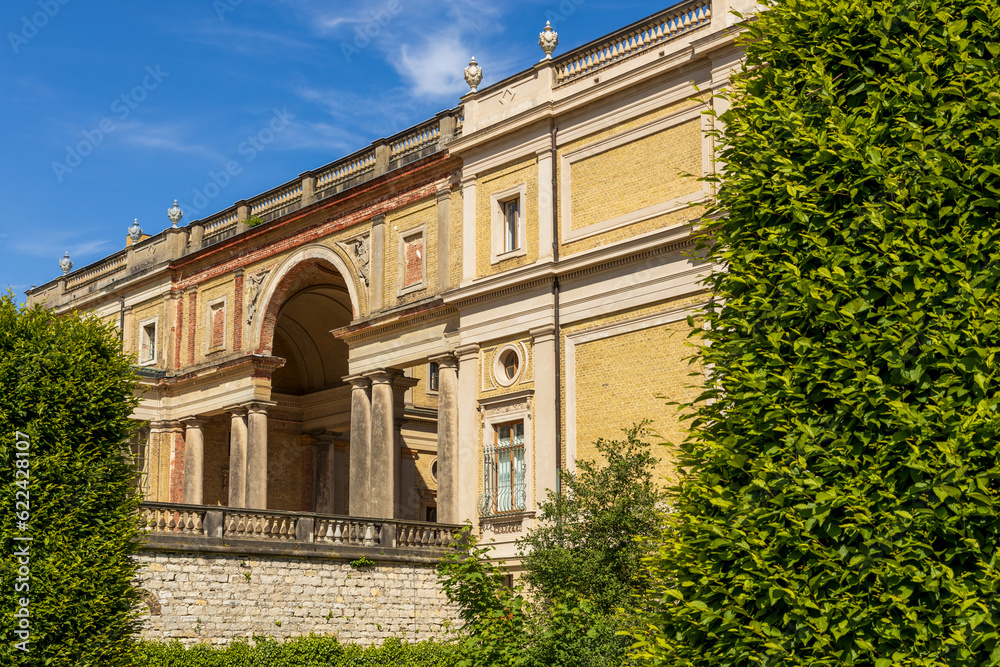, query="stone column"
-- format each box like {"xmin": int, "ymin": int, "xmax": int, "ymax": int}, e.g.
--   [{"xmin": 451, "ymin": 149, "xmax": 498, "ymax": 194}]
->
[
  {"xmin": 347, "ymin": 375, "xmax": 372, "ymax": 517},
  {"xmin": 455, "ymin": 344, "xmax": 480, "ymax": 525},
  {"xmin": 227, "ymin": 407, "xmax": 248, "ymax": 508},
  {"xmin": 530, "ymin": 325, "xmax": 558, "ymax": 509},
  {"xmin": 366, "ymin": 370, "xmax": 397, "ymax": 519},
  {"xmin": 181, "ymin": 418, "xmax": 205, "ymax": 505},
  {"xmin": 246, "ymin": 403, "xmax": 270, "ymax": 509},
  {"xmin": 334, "ymin": 441, "xmax": 350, "ymax": 515},
  {"xmin": 430, "ymin": 353, "xmax": 459, "ymax": 523},
  {"xmin": 314, "ymin": 433, "xmax": 340, "ymax": 515},
  {"xmin": 391, "ymin": 374, "xmax": 419, "ymax": 518}
]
